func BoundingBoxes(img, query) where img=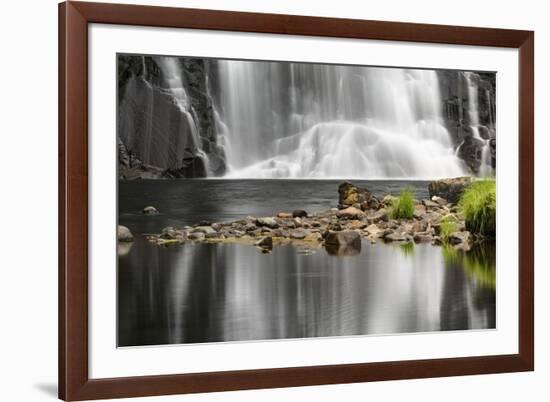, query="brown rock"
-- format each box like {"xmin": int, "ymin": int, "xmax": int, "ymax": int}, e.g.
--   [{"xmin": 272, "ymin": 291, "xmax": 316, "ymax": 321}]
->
[{"xmin": 428, "ymin": 177, "xmax": 473, "ymax": 204}]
